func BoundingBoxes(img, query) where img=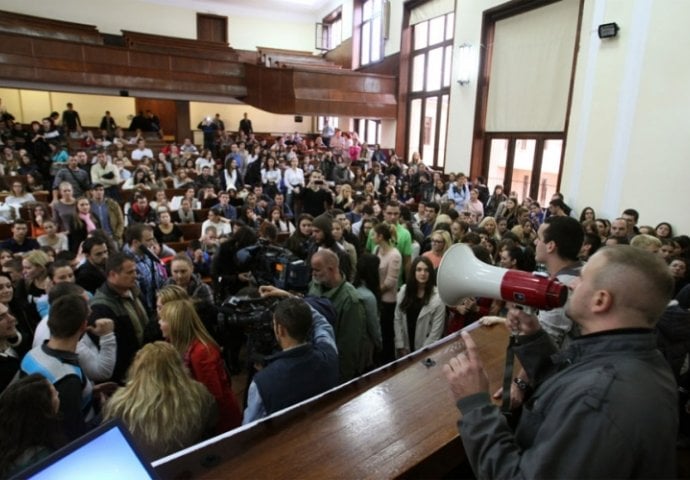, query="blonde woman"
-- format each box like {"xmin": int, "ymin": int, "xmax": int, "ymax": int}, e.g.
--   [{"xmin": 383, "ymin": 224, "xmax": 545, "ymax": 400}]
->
[
  {"xmin": 422, "ymin": 230, "xmax": 452, "ymax": 270},
  {"xmin": 478, "ymin": 216, "xmax": 501, "ymax": 241},
  {"xmin": 159, "ymin": 299, "xmax": 242, "ymax": 433},
  {"xmin": 102, "ymin": 342, "xmax": 216, "ymax": 459},
  {"xmin": 22, "ymin": 250, "xmax": 51, "ymax": 302}
]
